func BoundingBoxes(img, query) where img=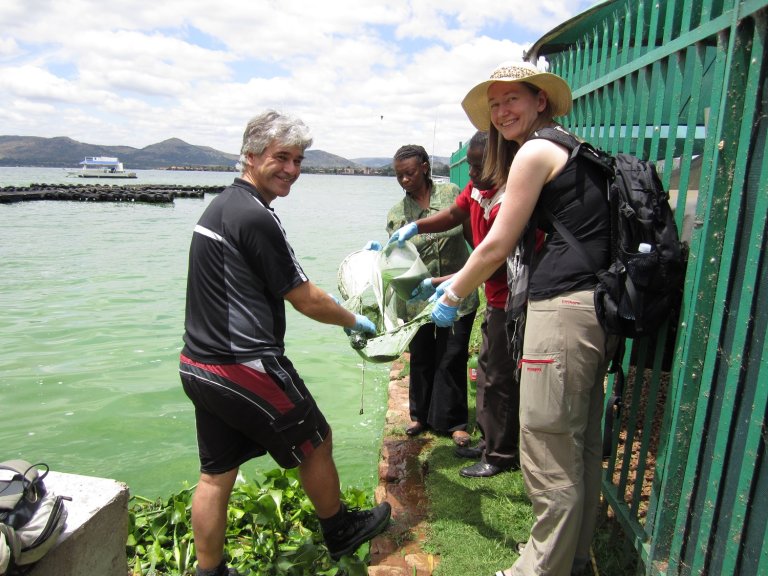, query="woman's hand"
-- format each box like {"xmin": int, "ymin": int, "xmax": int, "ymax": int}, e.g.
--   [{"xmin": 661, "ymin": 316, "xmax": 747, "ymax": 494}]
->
[
  {"xmin": 431, "ymin": 298, "xmax": 459, "ymax": 327},
  {"xmin": 386, "ymin": 222, "xmax": 418, "ymax": 247},
  {"xmin": 409, "ymin": 278, "xmax": 436, "ymax": 302}
]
